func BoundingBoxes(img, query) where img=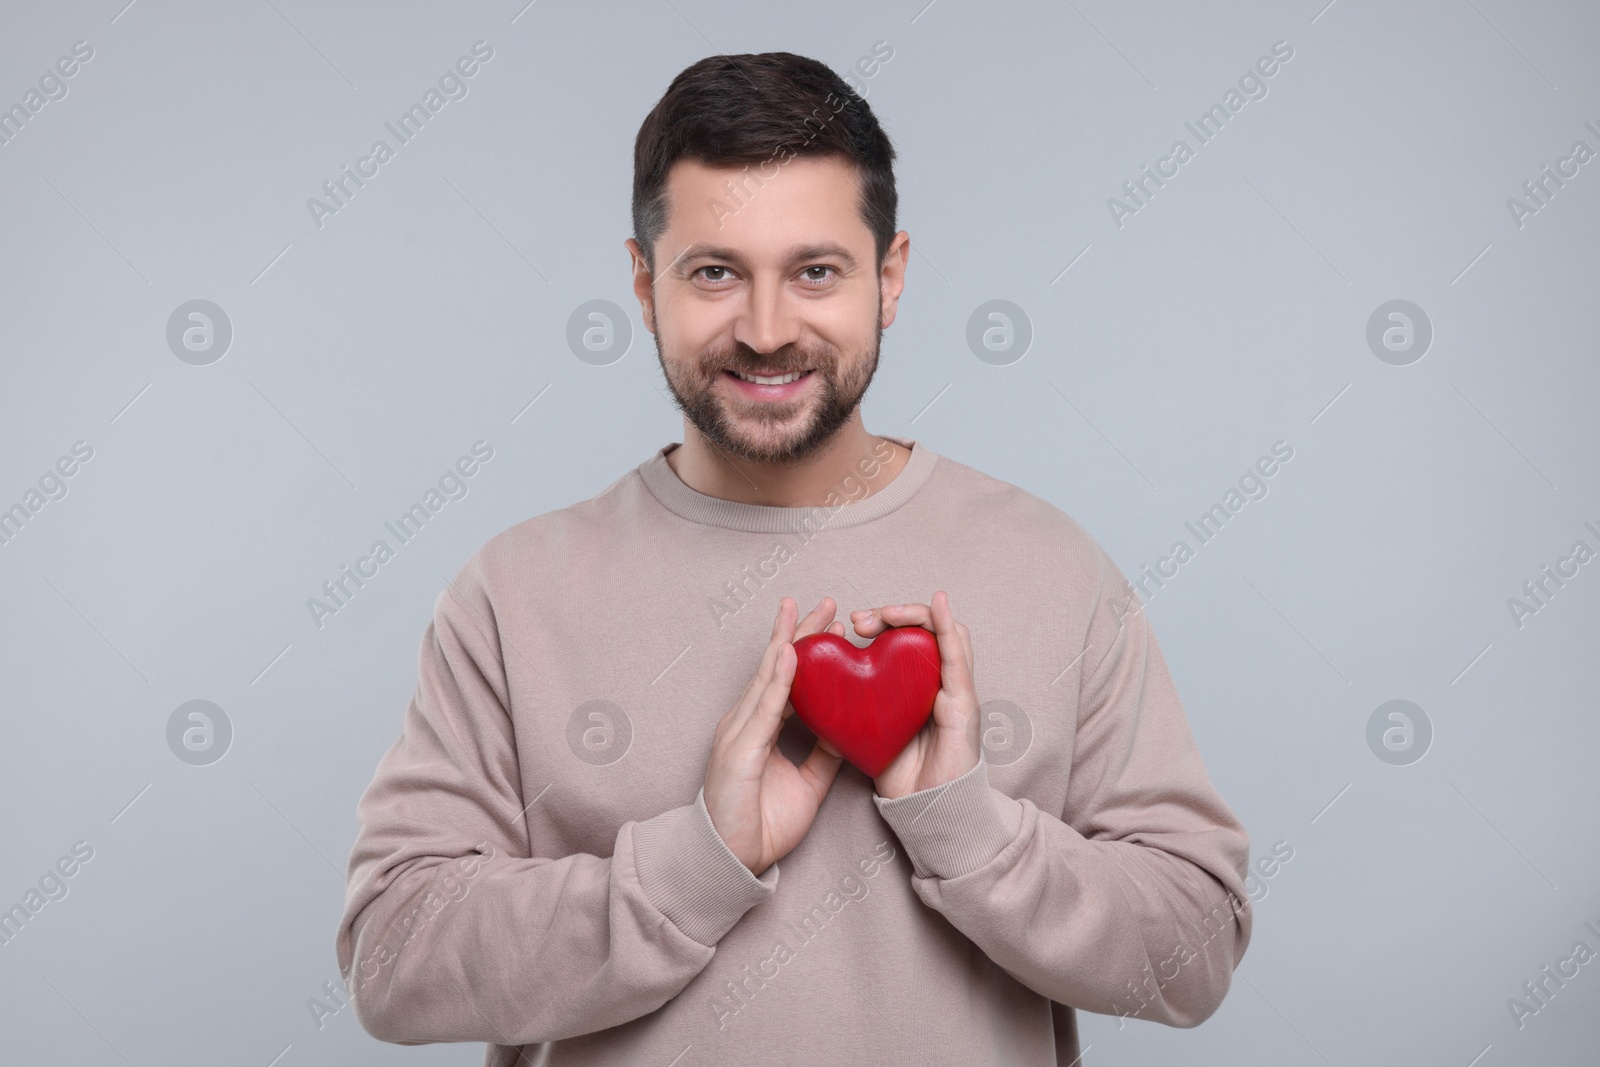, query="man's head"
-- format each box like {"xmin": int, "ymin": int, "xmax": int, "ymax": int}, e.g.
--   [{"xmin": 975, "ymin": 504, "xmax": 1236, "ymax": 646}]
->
[{"xmin": 626, "ymin": 52, "xmax": 908, "ymax": 466}]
